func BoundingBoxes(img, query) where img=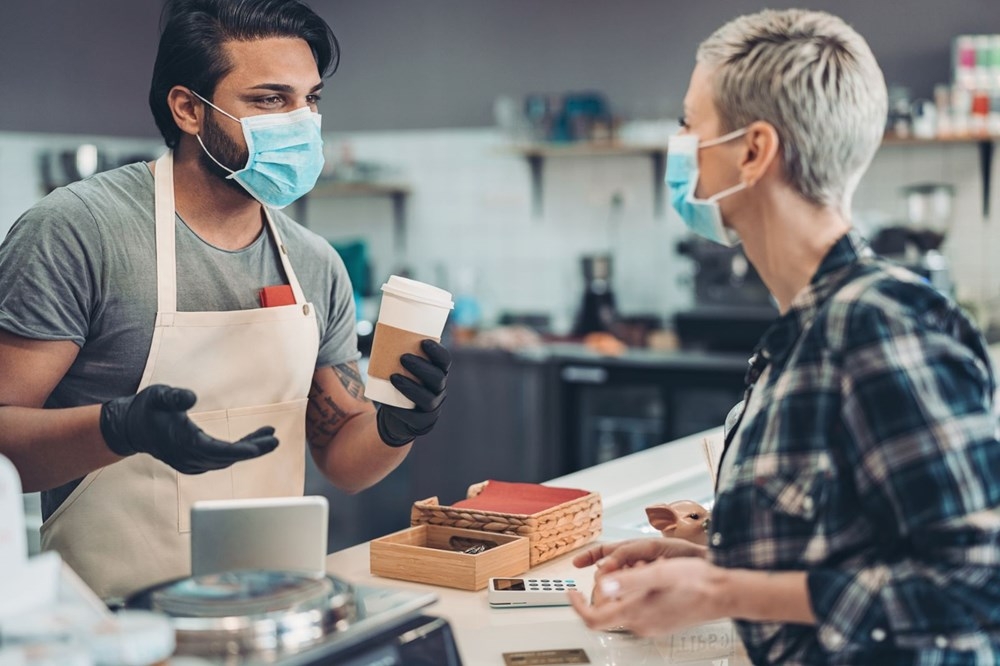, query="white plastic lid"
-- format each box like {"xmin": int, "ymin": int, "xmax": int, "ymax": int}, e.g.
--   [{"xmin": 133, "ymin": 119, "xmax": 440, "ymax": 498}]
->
[
  {"xmin": 86, "ymin": 611, "xmax": 175, "ymax": 666},
  {"xmin": 381, "ymin": 275, "xmax": 454, "ymax": 309}
]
